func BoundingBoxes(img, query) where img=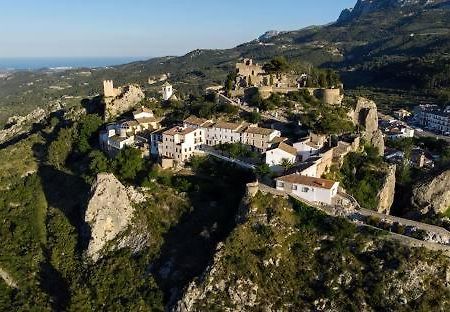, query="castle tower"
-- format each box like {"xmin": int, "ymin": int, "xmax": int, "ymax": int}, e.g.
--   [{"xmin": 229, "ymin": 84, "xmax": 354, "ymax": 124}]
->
[
  {"xmin": 162, "ymin": 82, "xmax": 173, "ymax": 101},
  {"xmin": 103, "ymin": 80, "xmax": 116, "ymax": 97}
]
